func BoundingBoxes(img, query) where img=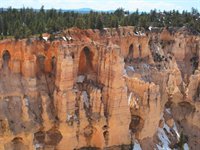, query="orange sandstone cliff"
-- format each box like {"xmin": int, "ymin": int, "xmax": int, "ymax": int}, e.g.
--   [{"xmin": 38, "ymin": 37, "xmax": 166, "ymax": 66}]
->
[{"xmin": 0, "ymin": 26, "xmax": 199, "ymax": 150}]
